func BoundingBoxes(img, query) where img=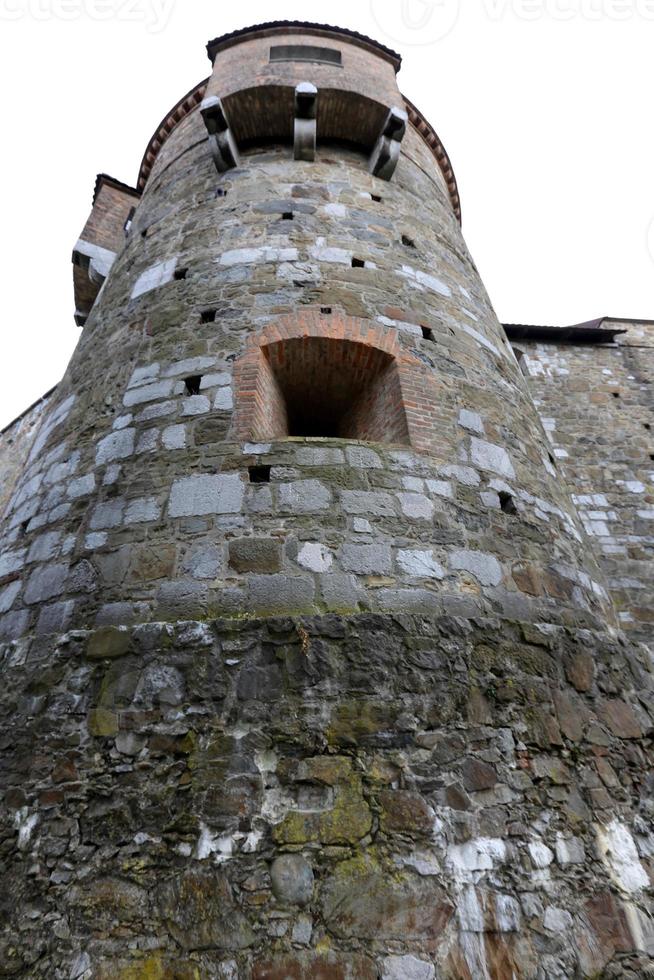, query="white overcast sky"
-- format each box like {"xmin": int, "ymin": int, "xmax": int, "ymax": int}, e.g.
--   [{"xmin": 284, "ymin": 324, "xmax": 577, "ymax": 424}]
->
[{"xmin": 1, "ymin": 0, "xmax": 653, "ymax": 429}]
